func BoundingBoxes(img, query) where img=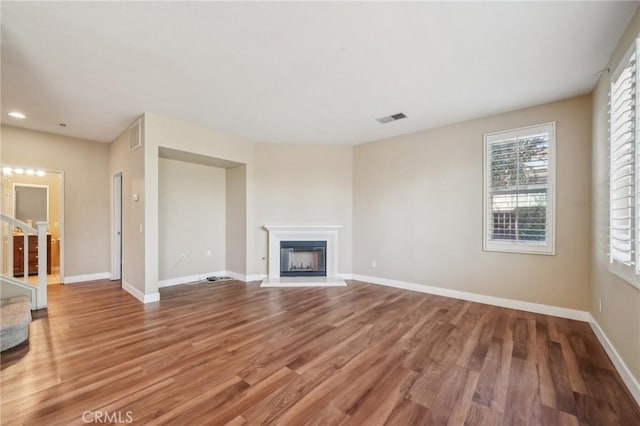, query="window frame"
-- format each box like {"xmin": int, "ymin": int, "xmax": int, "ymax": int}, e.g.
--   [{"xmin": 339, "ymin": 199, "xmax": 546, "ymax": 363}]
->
[
  {"xmin": 483, "ymin": 122, "xmax": 556, "ymax": 255},
  {"xmin": 608, "ymin": 38, "xmax": 640, "ymax": 289}
]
